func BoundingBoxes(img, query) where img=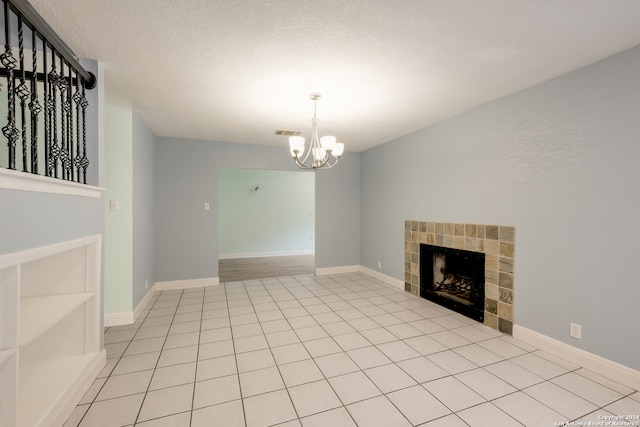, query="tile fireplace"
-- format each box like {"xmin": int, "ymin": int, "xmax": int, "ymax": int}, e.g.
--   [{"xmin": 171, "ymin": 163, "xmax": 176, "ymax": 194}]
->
[{"xmin": 405, "ymin": 221, "xmax": 515, "ymax": 334}]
